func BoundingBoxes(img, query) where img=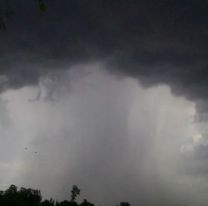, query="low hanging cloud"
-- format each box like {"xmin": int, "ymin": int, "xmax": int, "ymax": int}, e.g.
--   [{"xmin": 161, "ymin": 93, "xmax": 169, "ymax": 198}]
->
[{"xmin": 0, "ymin": 65, "xmax": 205, "ymax": 205}]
